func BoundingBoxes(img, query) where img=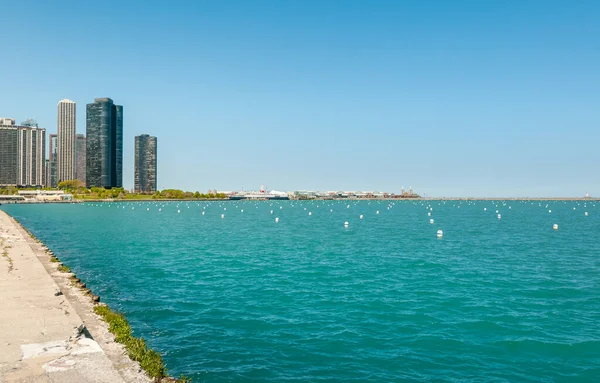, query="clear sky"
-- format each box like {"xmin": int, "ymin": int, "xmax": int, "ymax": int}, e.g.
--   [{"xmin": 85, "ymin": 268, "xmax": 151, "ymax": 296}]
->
[{"xmin": 1, "ymin": 0, "xmax": 598, "ymax": 197}]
